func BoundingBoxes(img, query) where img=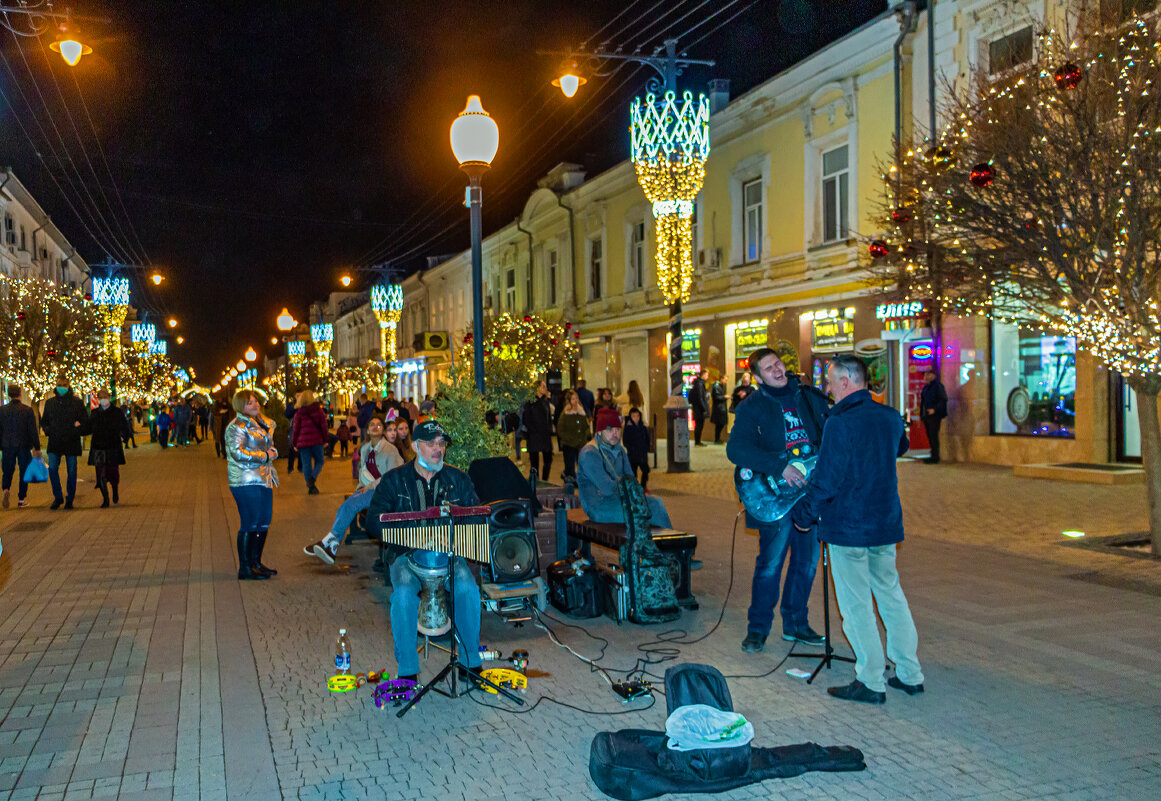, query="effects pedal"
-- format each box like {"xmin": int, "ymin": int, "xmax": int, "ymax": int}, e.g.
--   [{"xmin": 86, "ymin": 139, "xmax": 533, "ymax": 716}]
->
[{"xmin": 611, "ymin": 679, "xmax": 652, "ymax": 702}]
